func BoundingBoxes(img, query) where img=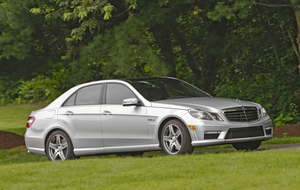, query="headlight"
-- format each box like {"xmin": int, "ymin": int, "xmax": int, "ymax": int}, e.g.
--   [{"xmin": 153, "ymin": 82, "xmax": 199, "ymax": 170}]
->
[
  {"xmin": 188, "ymin": 109, "xmax": 213, "ymax": 120},
  {"xmin": 260, "ymin": 107, "xmax": 267, "ymax": 117}
]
